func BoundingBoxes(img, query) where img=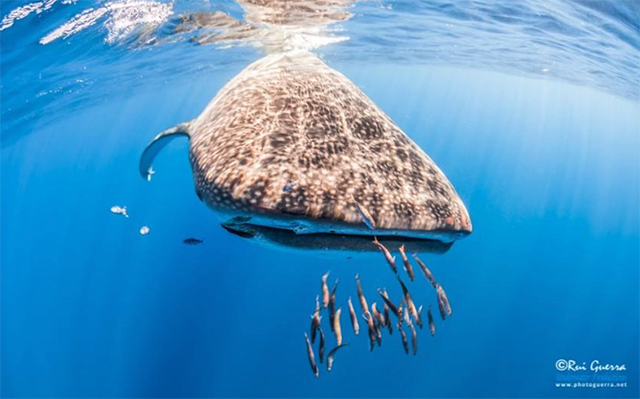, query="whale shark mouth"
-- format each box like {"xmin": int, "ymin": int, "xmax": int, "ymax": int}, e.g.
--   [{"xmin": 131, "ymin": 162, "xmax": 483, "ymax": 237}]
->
[{"xmin": 219, "ymin": 215, "xmax": 461, "ymax": 254}]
